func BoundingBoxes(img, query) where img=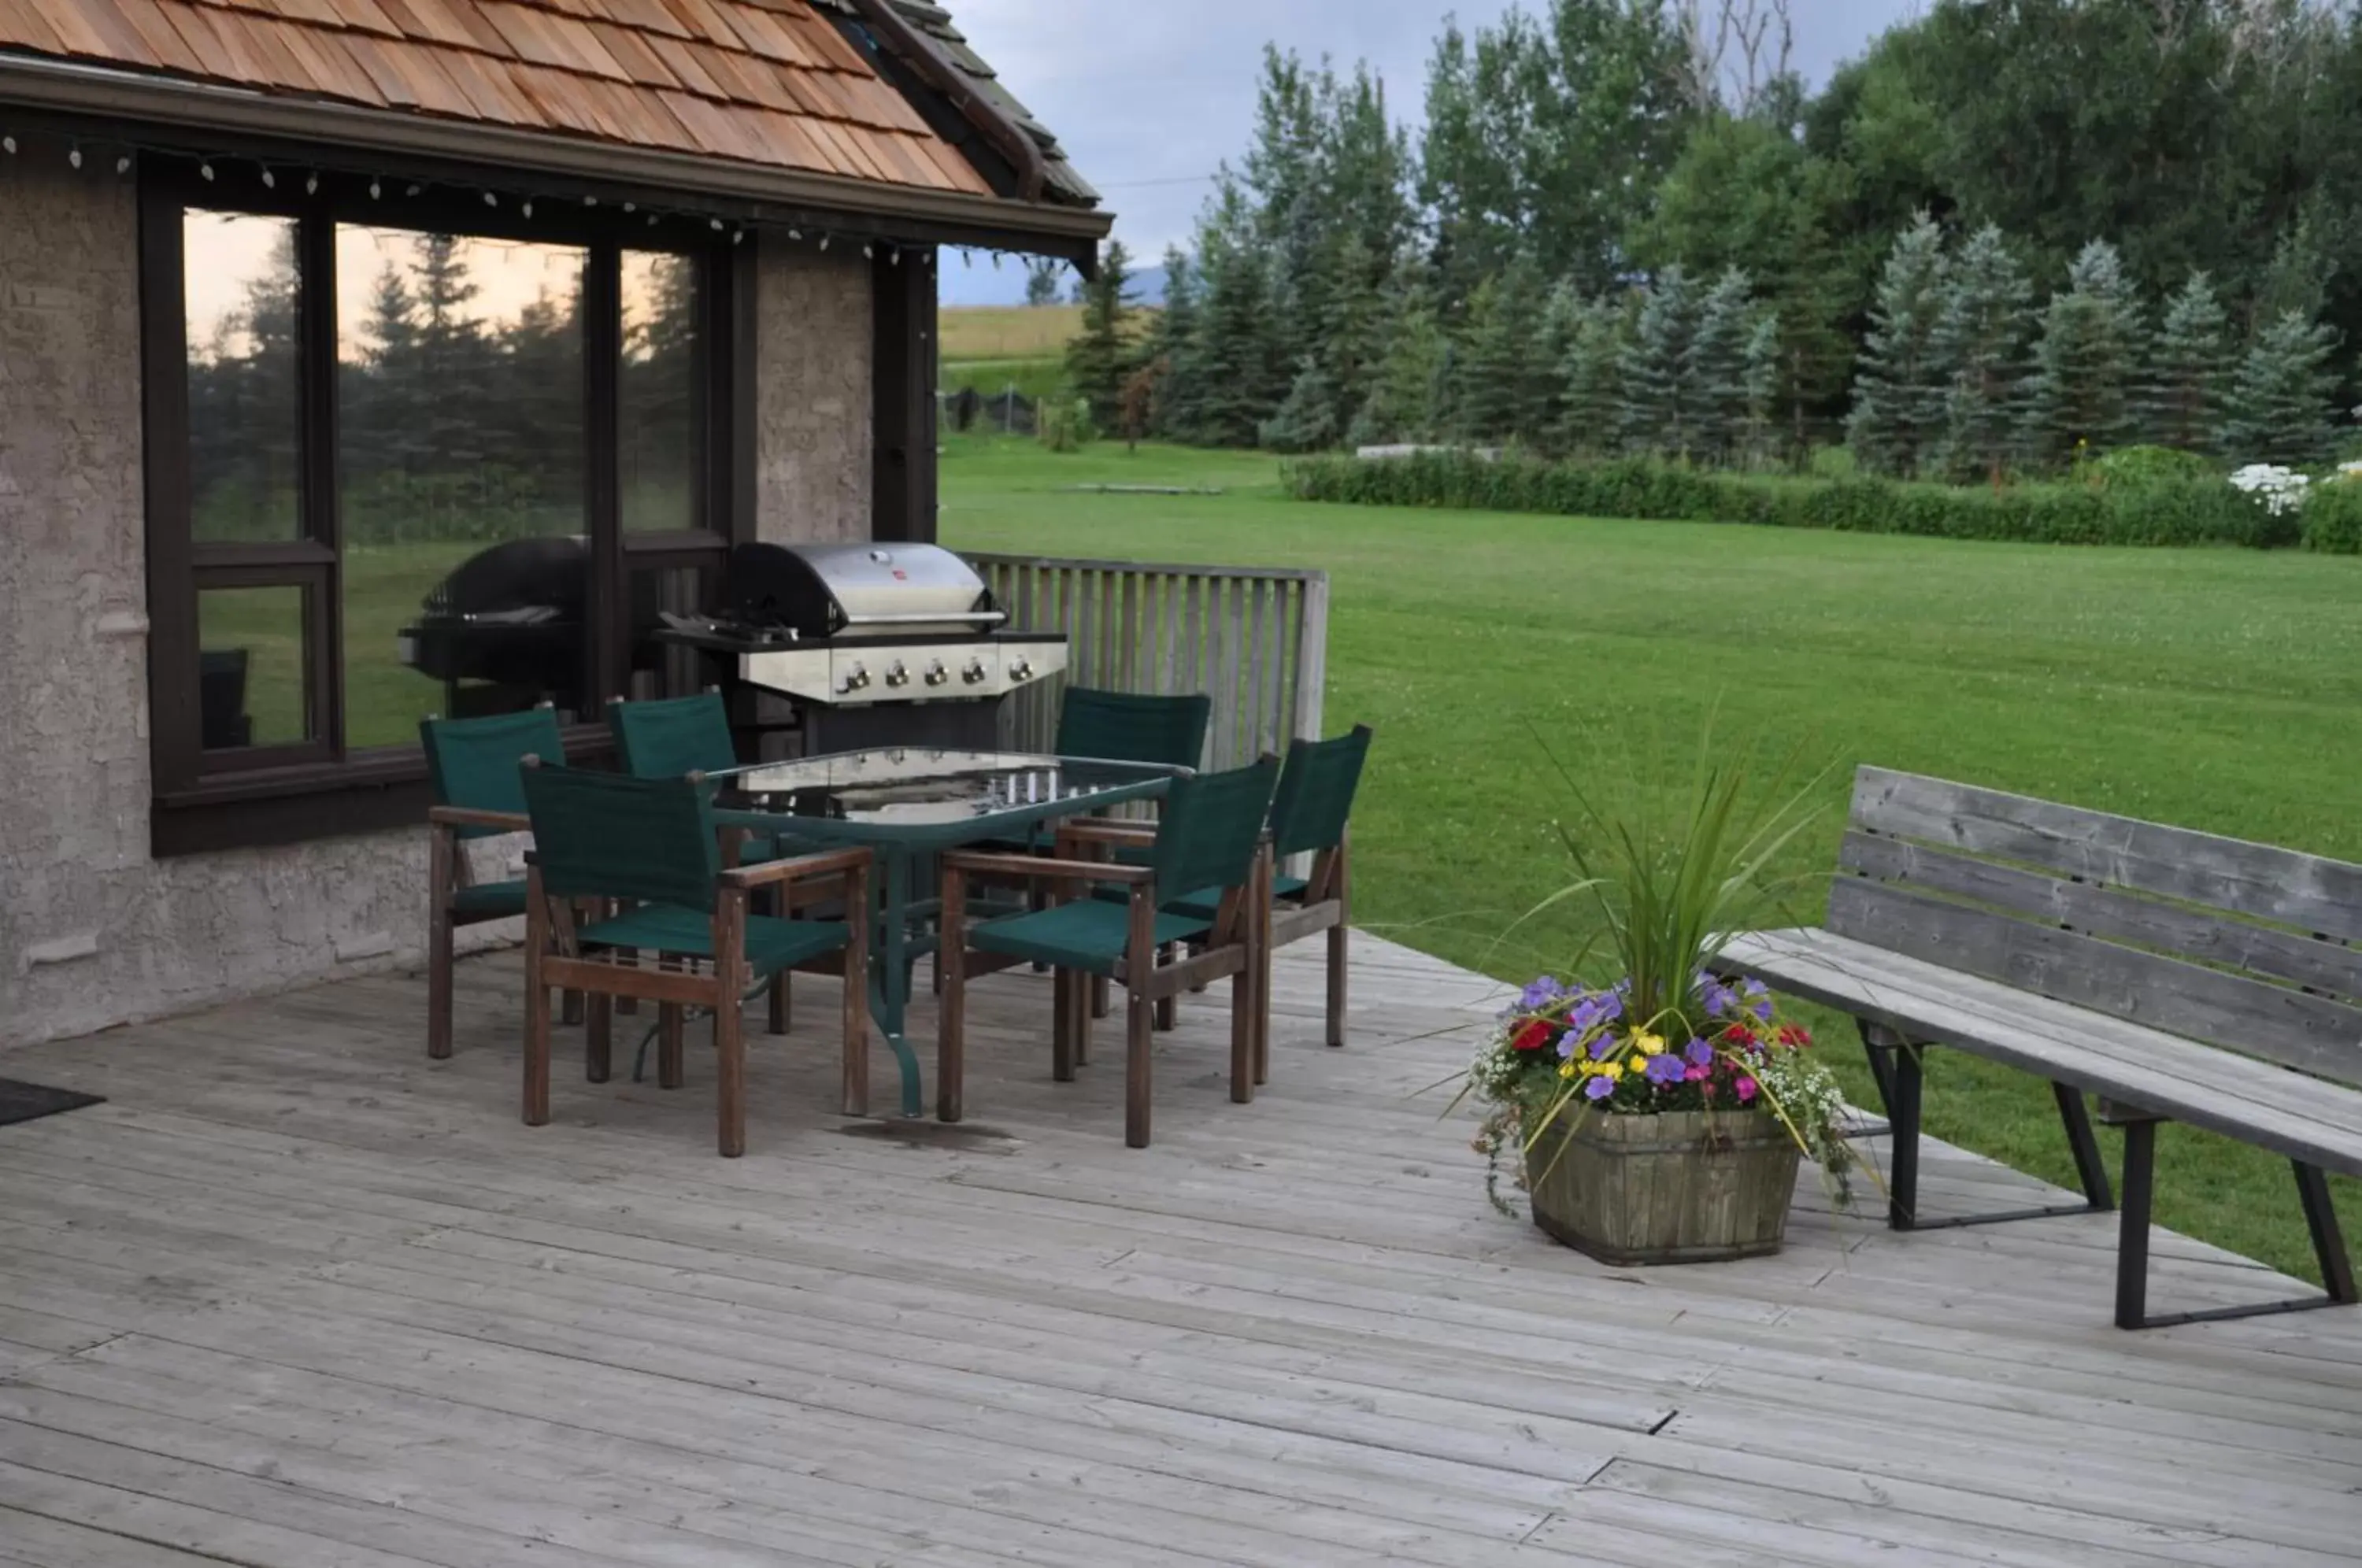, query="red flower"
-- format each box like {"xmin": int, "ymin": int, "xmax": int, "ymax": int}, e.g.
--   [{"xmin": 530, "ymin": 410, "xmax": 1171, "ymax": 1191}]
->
[
  {"xmin": 1775, "ymin": 1025, "xmax": 1810, "ymax": 1048},
  {"xmin": 1723, "ymin": 1023, "xmax": 1756, "ymax": 1048},
  {"xmin": 1510, "ymin": 1020, "xmax": 1554, "ymax": 1053}
]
